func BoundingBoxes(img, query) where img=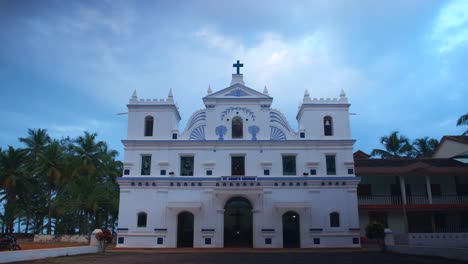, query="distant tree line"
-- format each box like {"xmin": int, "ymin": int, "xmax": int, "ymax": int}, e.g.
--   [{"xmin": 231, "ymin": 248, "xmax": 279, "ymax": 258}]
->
[
  {"xmin": 371, "ymin": 113, "xmax": 467, "ymax": 159},
  {"xmin": 370, "ymin": 131, "xmax": 440, "ymax": 158},
  {"xmin": 0, "ymin": 129, "xmax": 122, "ymax": 235}
]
